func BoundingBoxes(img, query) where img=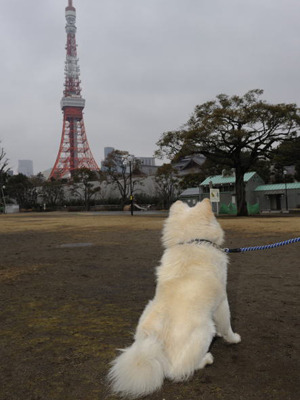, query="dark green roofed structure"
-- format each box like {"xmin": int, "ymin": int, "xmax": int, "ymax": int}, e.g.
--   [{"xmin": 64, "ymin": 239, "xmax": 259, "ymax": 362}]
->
[
  {"xmin": 179, "ymin": 171, "xmax": 300, "ymax": 214},
  {"xmin": 255, "ymin": 183, "xmax": 300, "ymax": 212}
]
